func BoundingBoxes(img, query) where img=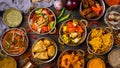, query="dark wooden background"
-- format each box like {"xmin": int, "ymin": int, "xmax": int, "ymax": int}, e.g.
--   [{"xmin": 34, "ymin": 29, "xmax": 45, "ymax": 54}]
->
[{"xmin": 0, "ymin": 0, "xmax": 118, "ymax": 68}]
